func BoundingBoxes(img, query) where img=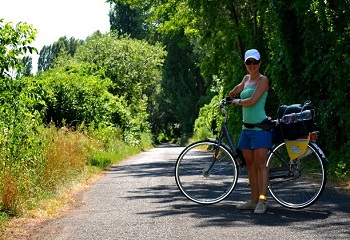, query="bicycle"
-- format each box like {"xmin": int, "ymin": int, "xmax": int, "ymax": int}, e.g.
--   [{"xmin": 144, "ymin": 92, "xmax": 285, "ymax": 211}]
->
[{"xmin": 175, "ymin": 98, "xmax": 328, "ymax": 209}]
